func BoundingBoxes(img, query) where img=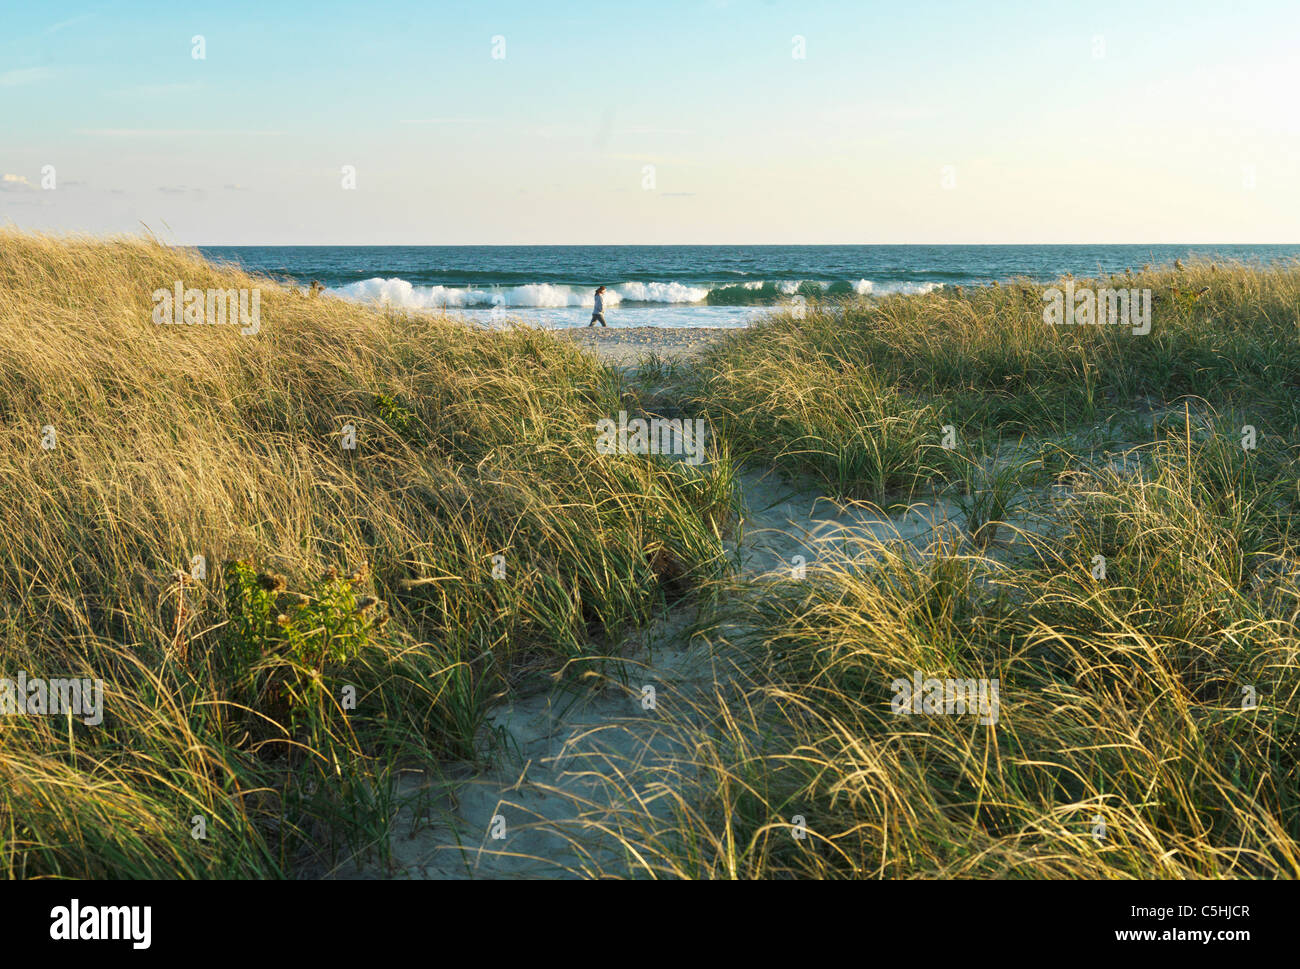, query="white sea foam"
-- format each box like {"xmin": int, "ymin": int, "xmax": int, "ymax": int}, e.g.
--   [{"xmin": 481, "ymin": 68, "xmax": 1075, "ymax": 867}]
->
[
  {"xmin": 329, "ymin": 276, "xmax": 942, "ymax": 310},
  {"xmin": 614, "ymin": 280, "xmax": 709, "ymax": 303},
  {"xmin": 330, "ymin": 278, "xmax": 708, "ymax": 309},
  {"xmin": 856, "ymin": 279, "xmax": 943, "ymax": 296}
]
